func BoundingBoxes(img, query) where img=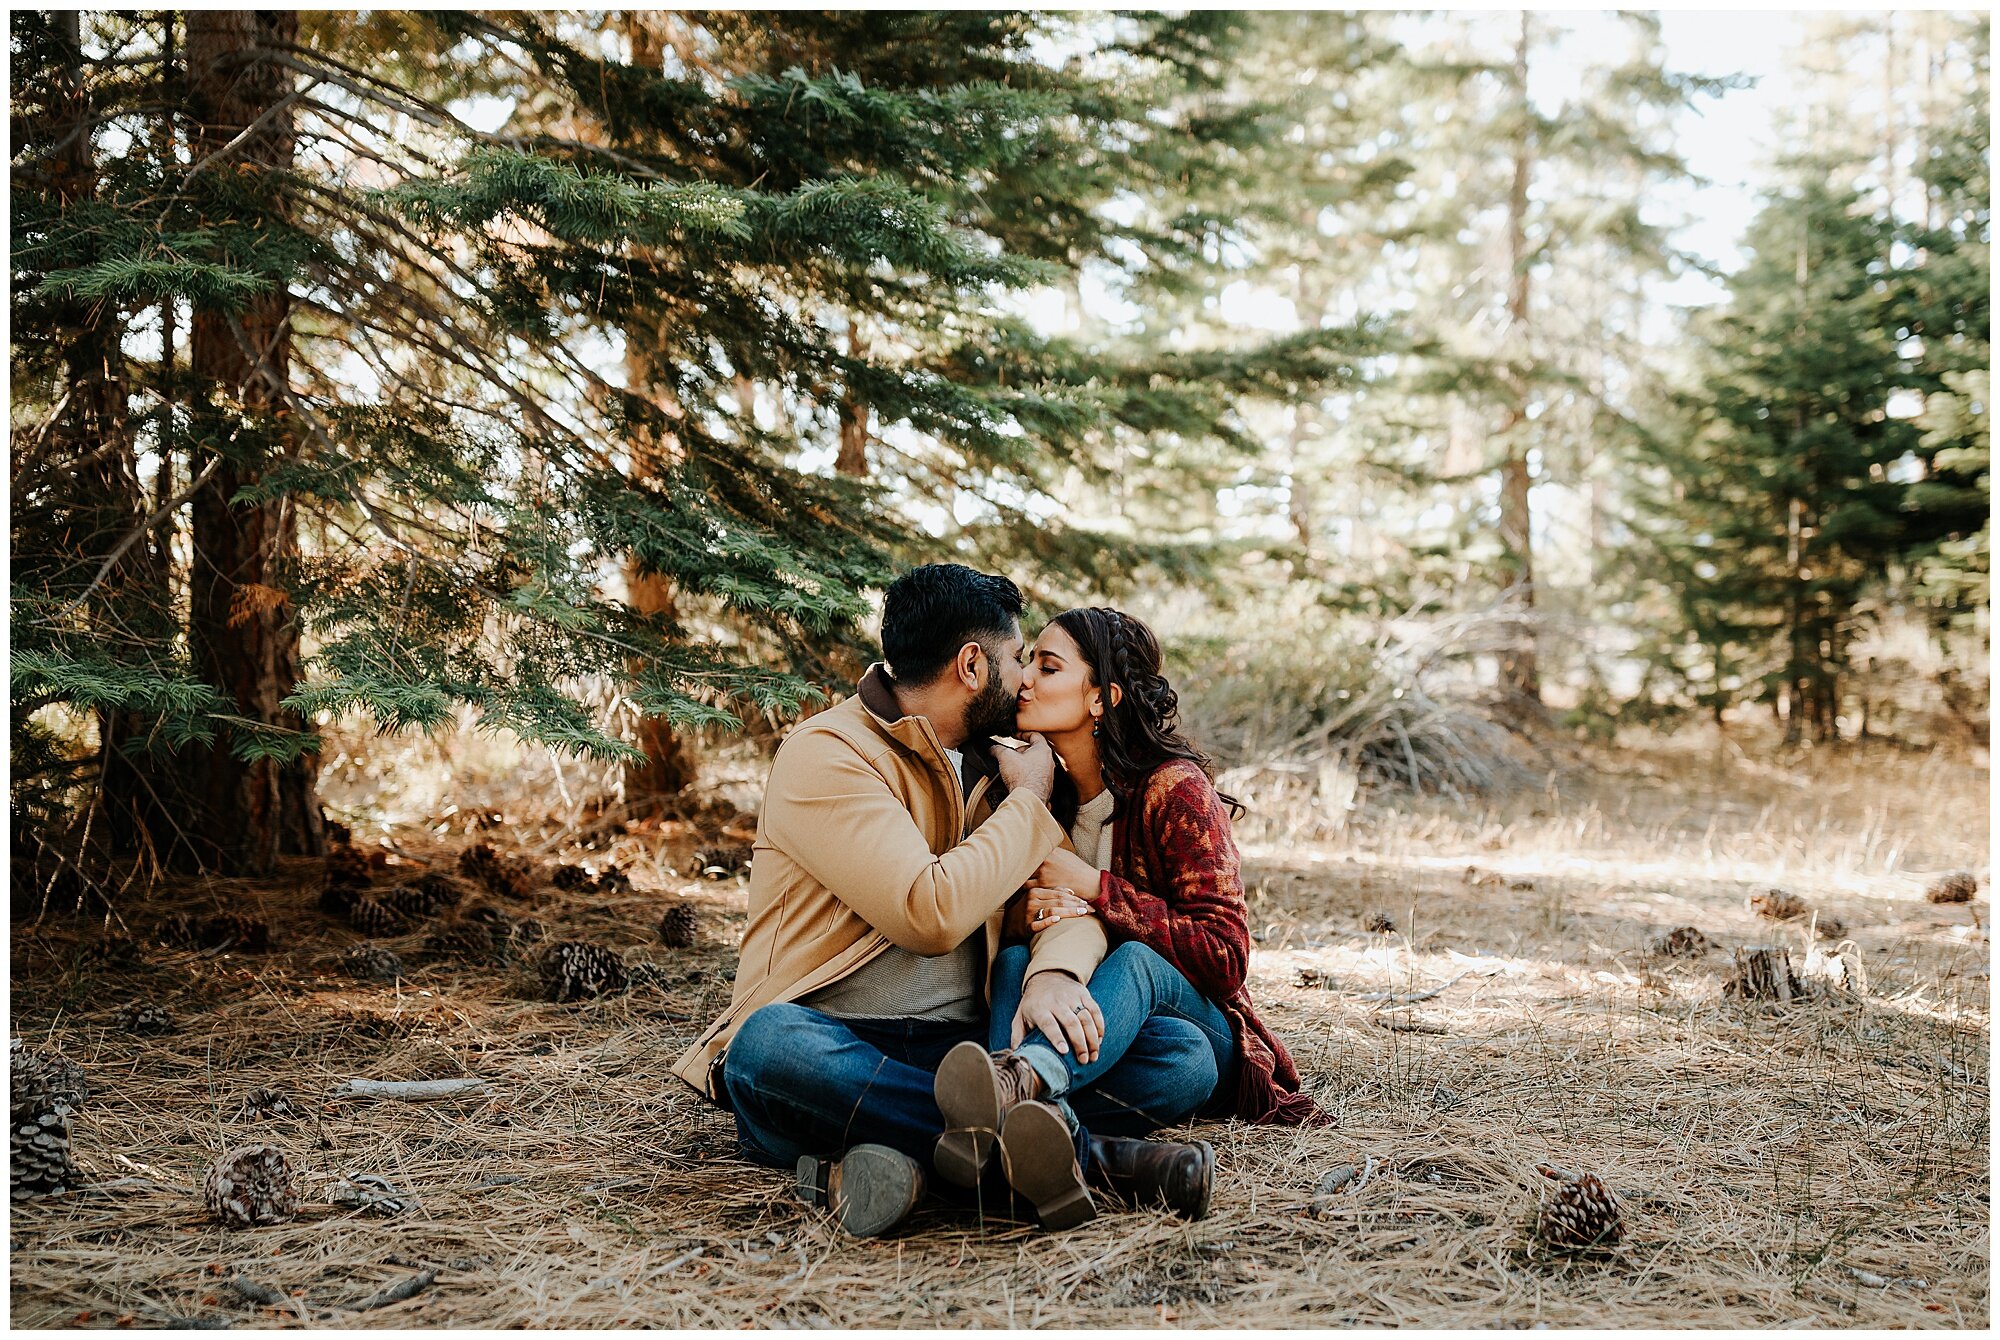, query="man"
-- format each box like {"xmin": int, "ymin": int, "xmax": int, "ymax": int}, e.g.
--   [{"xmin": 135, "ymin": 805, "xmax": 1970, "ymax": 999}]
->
[{"xmin": 670, "ymin": 563, "xmax": 1215, "ymax": 1236}]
